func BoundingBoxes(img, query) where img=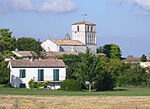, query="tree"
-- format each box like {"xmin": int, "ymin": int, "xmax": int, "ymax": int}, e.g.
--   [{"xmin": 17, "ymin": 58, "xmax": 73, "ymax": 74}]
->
[
  {"xmin": 108, "ymin": 59, "xmax": 130, "ymax": 87},
  {"xmin": 95, "ymin": 55, "xmax": 115, "ymax": 91},
  {"xmin": 124, "ymin": 63, "xmax": 147, "ymax": 86},
  {"xmin": 57, "ymin": 54, "xmax": 80, "ymax": 79},
  {"xmin": 0, "ymin": 28, "xmax": 16, "ymax": 51},
  {"xmin": 97, "ymin": 46, "xmax": 103, "ymax": 54},
  {"xmin": 103, "ymin": 44, "xmax": 122, "ymax": 59},
  {"xmin": 141, "ymin": 54, "xmax": 147, "ymax": 62},
  {"xmin": 0, "ymin": 28, "xmax": 12, "ymax": 37},
  {"xmin": 15, "ymin": 37, "xmax": 43, "ymax": 52},
  {"xmin": 77, "ymin": 49, "xmax": 99, "ymax": 91},
  {"xmin": 0, "ymin": 53, "xmax": 10, "ymax": 84}
]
